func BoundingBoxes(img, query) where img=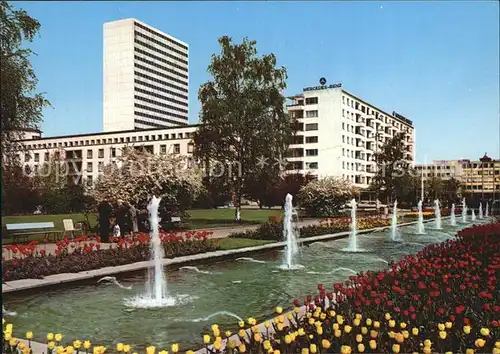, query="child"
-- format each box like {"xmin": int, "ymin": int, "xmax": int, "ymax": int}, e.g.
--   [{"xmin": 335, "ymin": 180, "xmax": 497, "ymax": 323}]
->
[{"xmin": 110, "ymin": 217, "xmax": 121, "ymax": 240}]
